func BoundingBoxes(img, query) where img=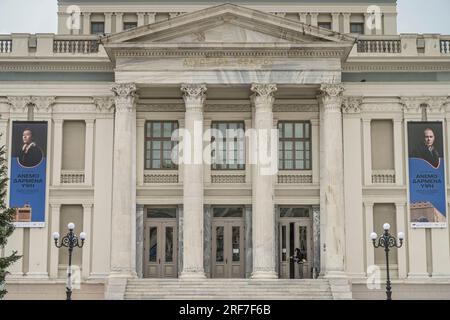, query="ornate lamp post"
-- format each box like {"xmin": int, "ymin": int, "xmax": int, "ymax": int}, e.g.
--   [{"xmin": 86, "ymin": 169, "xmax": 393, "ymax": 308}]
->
[
  {"xmin": 52, "ymin": 223, "xmax": 86, "ymax": 300},
  {"xmin": 370, "ymin": 223, "xmax": 405, "ymax": 300}
]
